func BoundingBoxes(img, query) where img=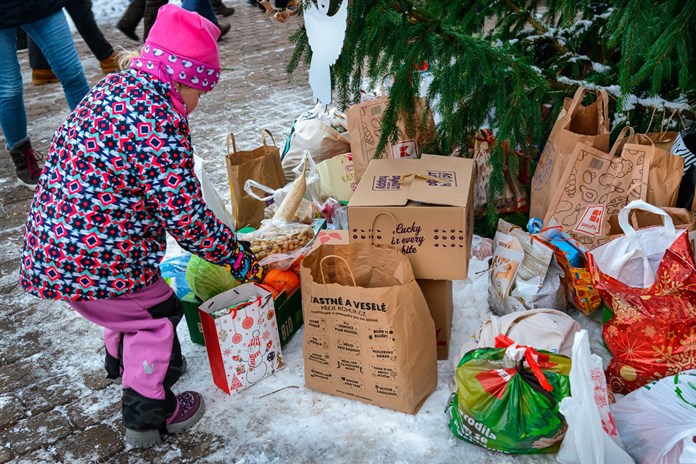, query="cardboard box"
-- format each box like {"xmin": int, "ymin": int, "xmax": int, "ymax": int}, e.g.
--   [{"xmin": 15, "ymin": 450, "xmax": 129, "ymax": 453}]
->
[
  {"xmin": 182, "ymin": 292, "xmax": 206, "ymax": 346},
  {"xmin": 346, "ymin": 97, "xmax": 435, "ymax": 184},
  {"xmin": 348, "ymin": 155, "xmax": 475, "ymax": 280},
  {"xmin": 417, "ymin": 279, "xmax": 453, "ymax": 360}
]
